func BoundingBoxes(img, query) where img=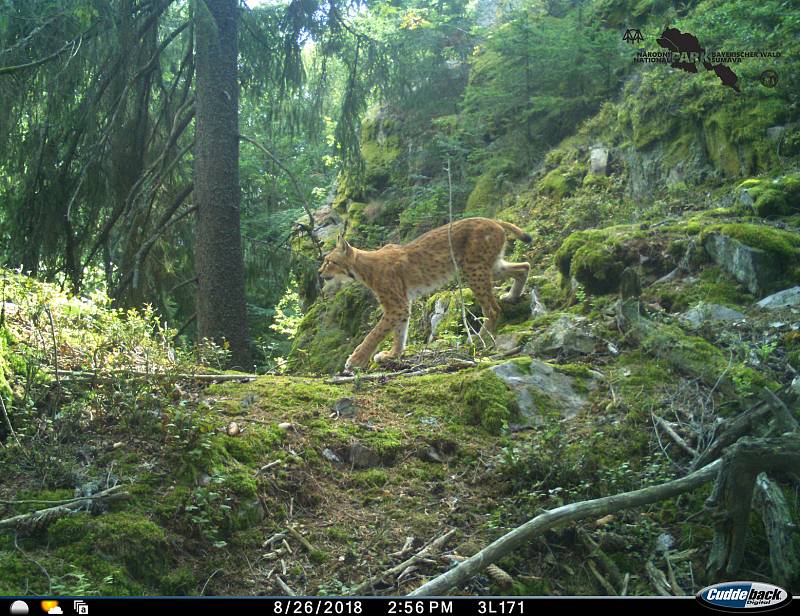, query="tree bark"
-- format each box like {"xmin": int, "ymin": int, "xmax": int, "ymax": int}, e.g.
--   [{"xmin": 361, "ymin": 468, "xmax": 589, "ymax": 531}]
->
[
  {"xmin": 706, "ymin": 434, "xmax": 800, "ymax": 583},
  {"xmin": 194, "ymin": 0, "xmax": 250, "ymax": 369}
]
